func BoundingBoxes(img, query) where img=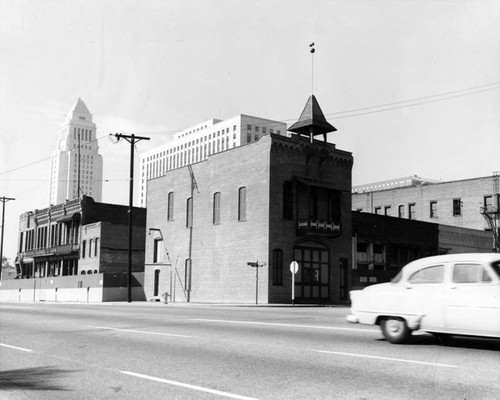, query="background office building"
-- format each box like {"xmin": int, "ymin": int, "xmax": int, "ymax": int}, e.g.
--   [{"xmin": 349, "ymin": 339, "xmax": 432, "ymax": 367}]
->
[
  {"xmin": 48, "ymin": 98, "xmax": 103, "ymax": 205},
  {"xmin": 139, "ymin": 115, "xmax": 287, "ymax": 207}
]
